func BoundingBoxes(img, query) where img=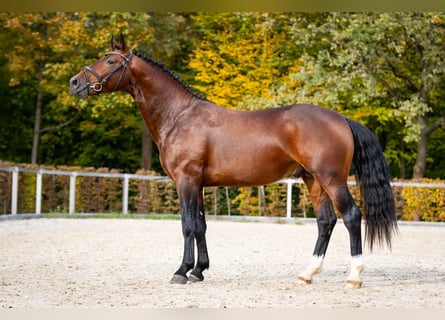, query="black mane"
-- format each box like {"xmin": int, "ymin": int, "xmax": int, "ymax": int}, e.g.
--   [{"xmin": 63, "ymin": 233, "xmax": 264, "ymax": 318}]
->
[{"xmin": 133, "ymin": 50, "xmax": 207, "ymax": 101}]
